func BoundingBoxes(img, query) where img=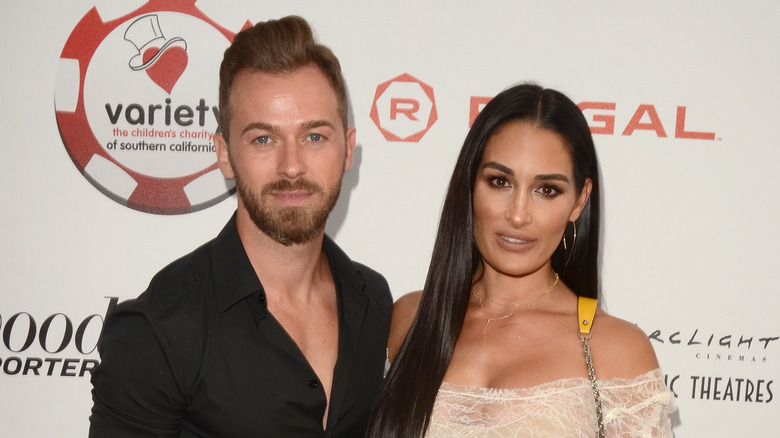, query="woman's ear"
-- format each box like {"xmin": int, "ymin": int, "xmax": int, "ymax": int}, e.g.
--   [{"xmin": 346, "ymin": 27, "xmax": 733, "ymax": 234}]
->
[{"xmin": 569, "ymin": 177, "xmax": 593, "ymax": 222}]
